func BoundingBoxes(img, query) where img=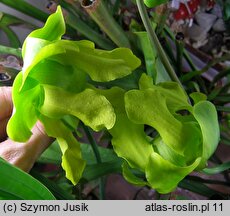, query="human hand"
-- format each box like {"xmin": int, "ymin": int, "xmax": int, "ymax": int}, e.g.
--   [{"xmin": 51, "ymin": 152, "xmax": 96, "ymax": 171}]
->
[{"xmin": 0, "ymin": 87, "xmax": 53, "ymax": 172}]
